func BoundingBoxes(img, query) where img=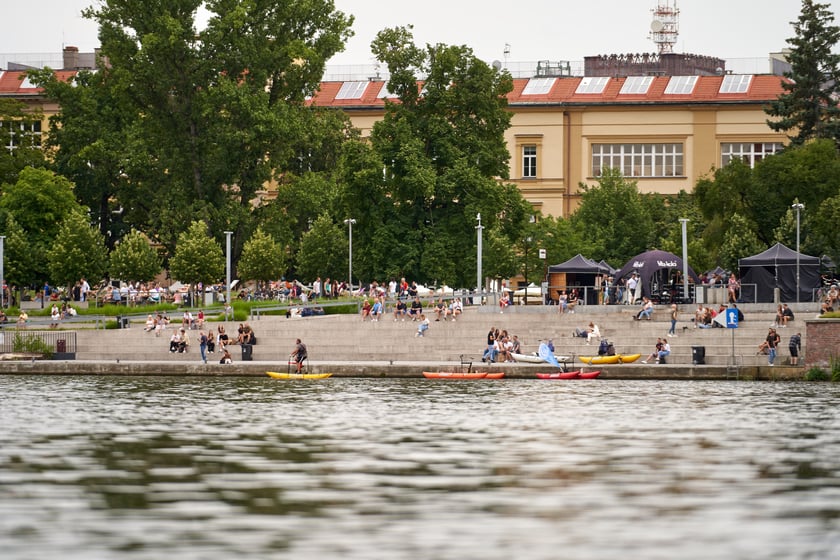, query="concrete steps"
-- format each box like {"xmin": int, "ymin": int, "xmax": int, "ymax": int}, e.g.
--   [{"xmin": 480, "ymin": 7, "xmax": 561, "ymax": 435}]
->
[{"xmin": 68, "ymin": 302, "xmax": 811, "ymax": 367}]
